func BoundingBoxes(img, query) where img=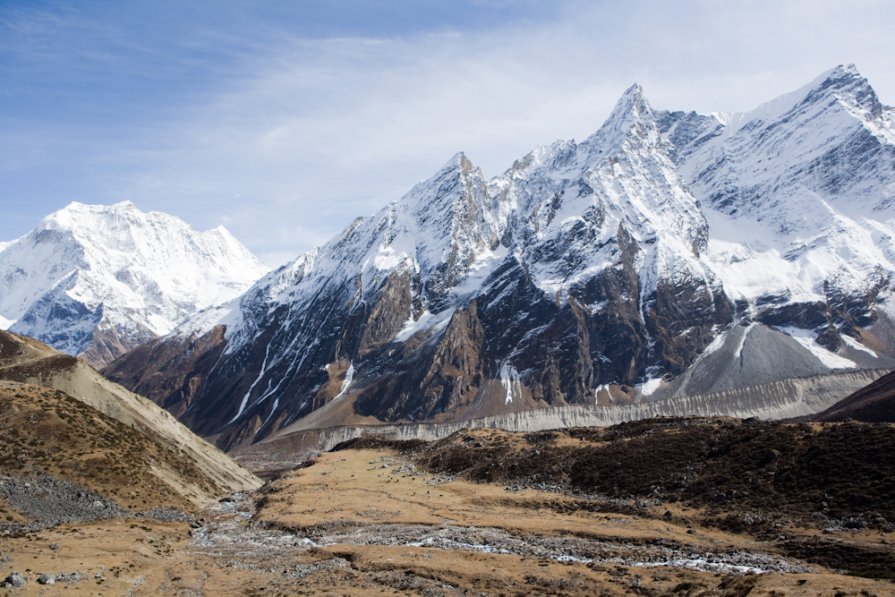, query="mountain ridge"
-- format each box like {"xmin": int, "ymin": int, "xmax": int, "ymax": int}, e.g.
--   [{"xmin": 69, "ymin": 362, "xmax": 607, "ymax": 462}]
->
[{"xmin": 105, "ymin": 65, "xmax": 895, "ymax": 448}]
